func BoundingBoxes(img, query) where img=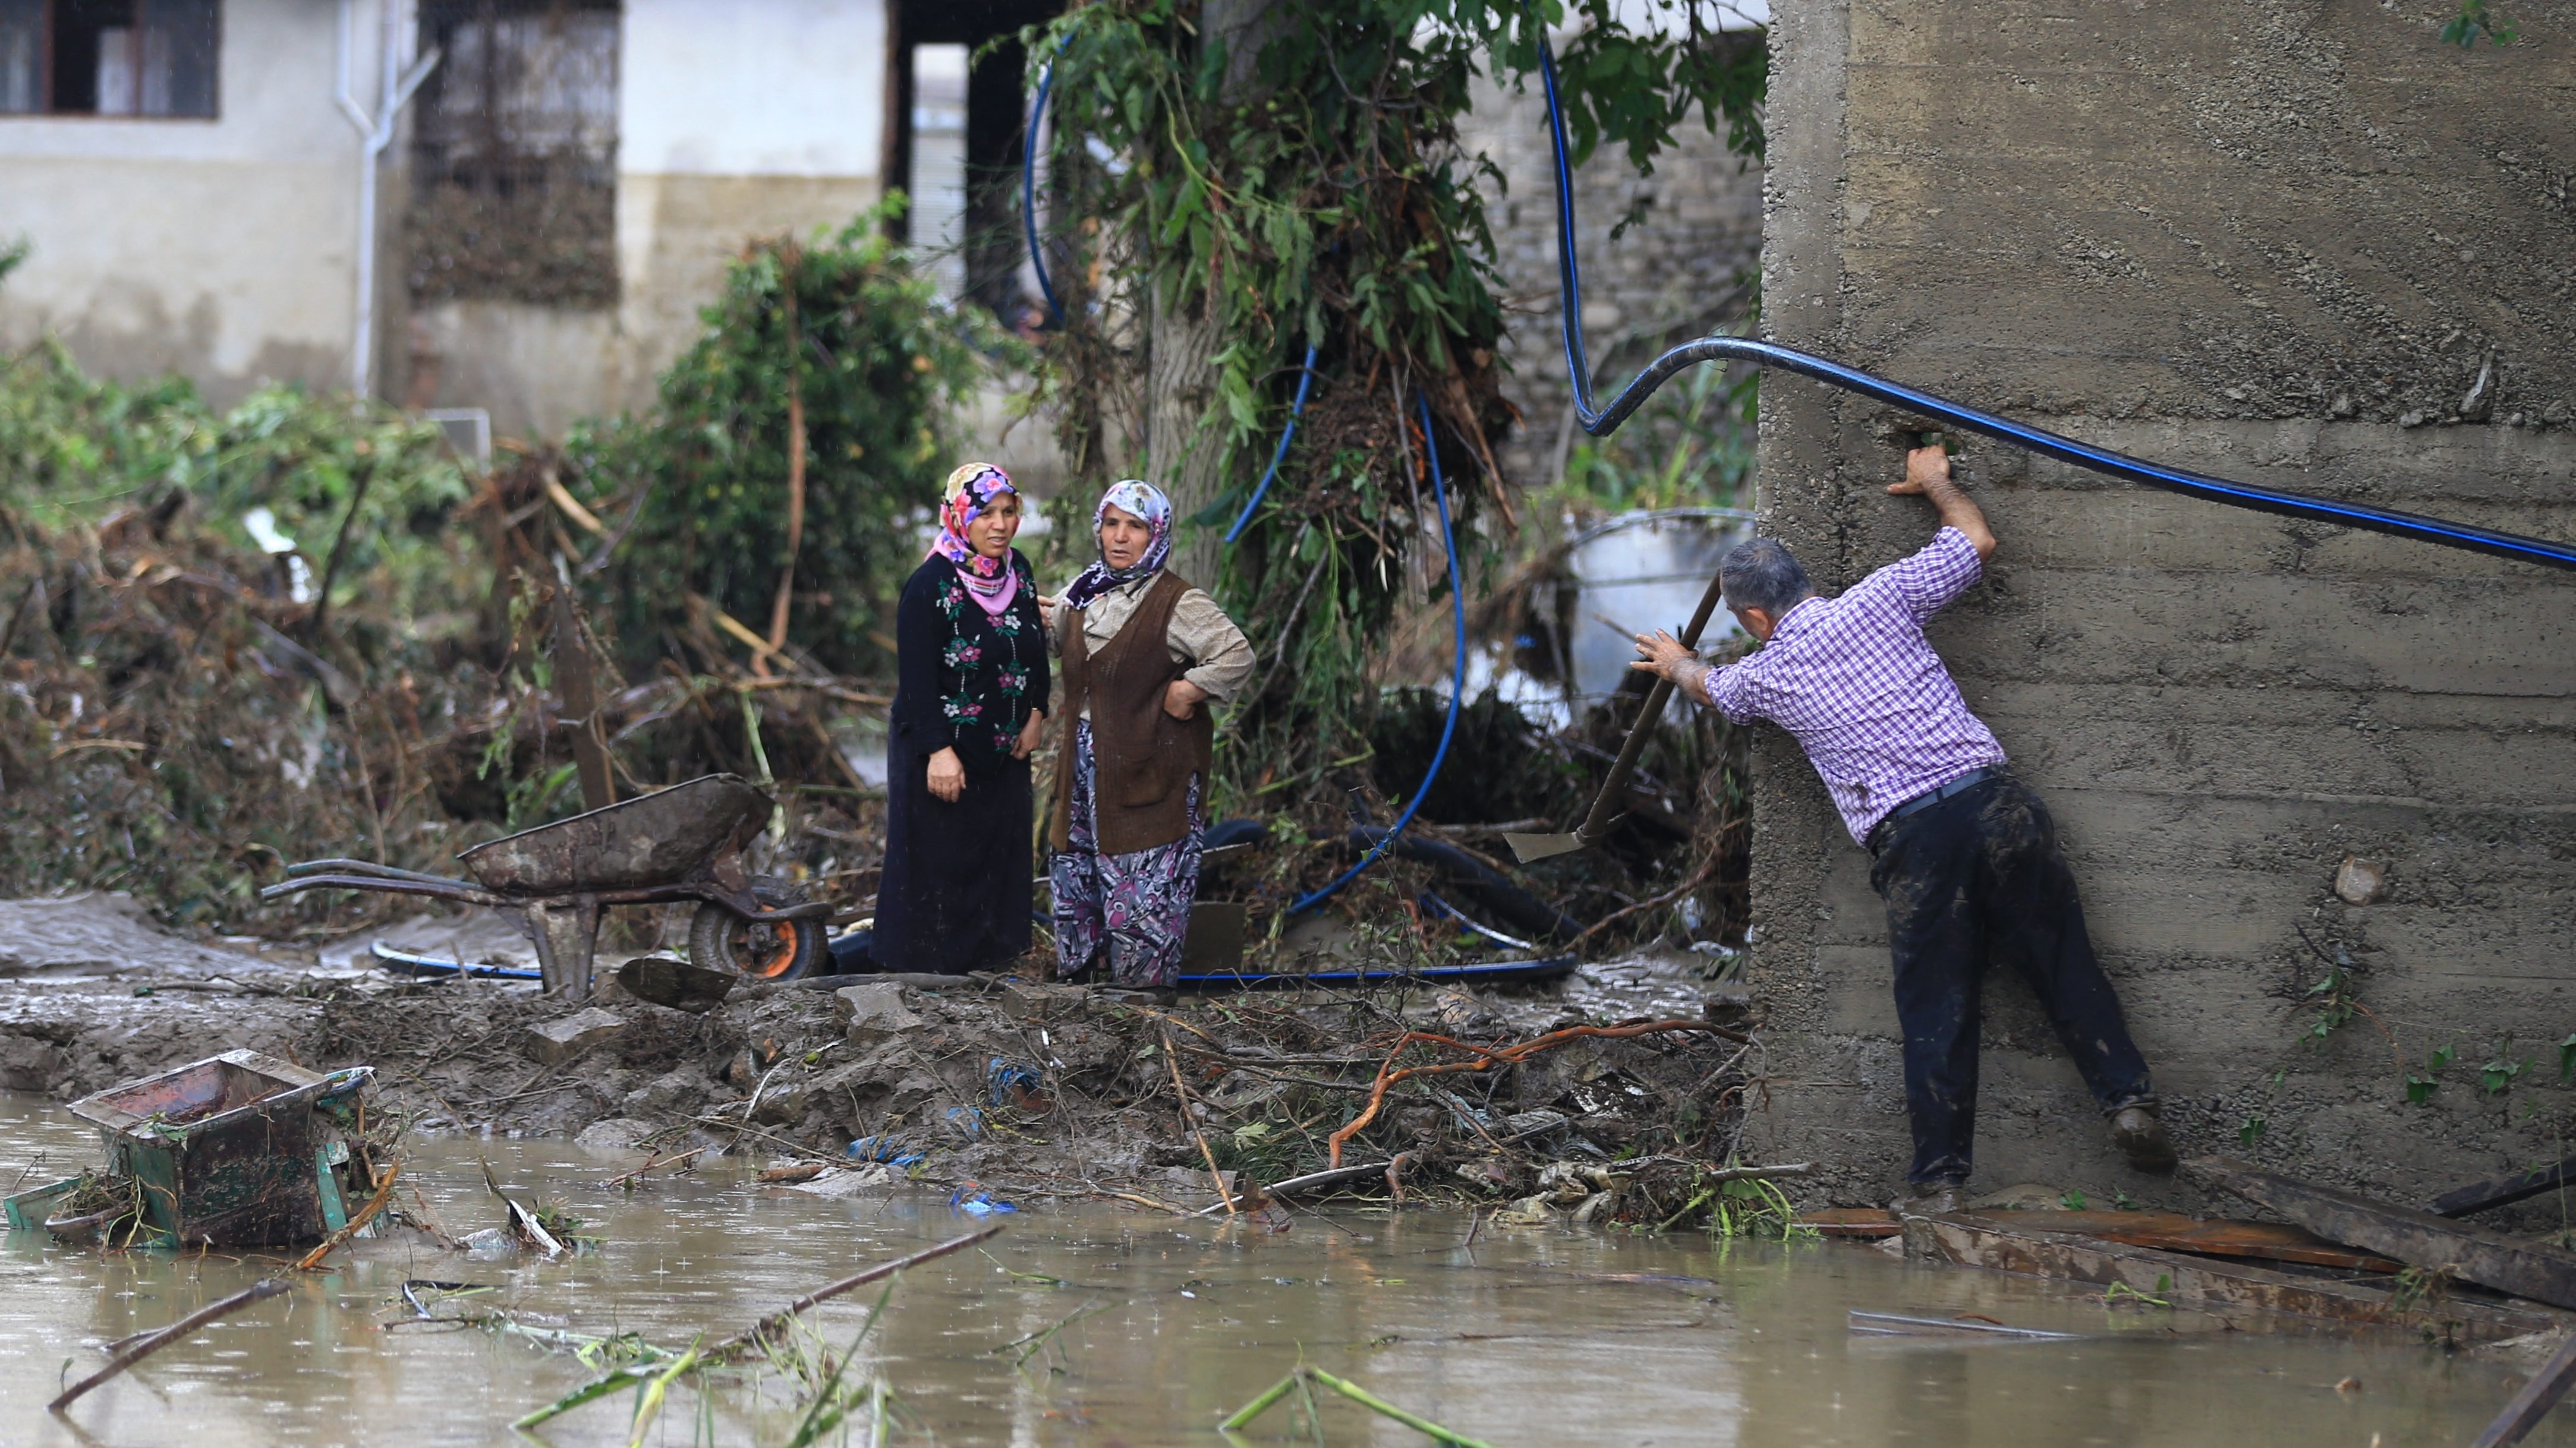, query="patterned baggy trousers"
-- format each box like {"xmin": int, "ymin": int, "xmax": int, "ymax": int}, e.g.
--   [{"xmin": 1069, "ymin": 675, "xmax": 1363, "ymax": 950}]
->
[{"xmin": 1050, "ymin": 720, "xmax": 1204, "ymax": 988}]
